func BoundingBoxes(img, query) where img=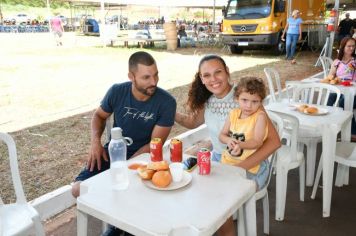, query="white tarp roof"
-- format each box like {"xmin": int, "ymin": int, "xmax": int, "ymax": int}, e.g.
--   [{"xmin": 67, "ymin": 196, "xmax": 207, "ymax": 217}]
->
[{"xmin": 63, "ymin": 0, "xmax": 227, "ymax": 8}]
